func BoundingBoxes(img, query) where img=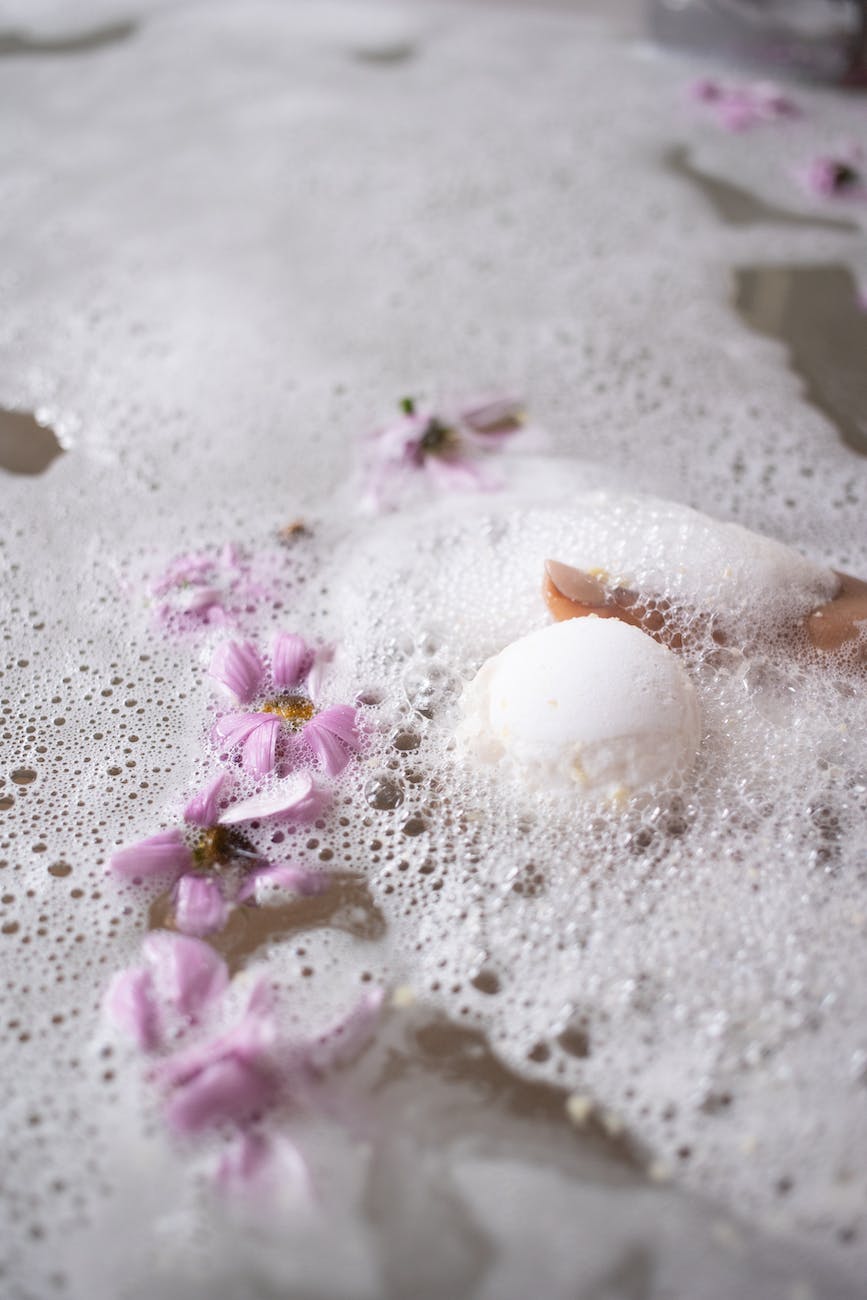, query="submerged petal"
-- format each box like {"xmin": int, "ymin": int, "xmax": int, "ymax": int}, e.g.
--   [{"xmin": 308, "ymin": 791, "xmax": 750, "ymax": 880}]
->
[
  {"xmin": 209, "ymin": 640, "xmax": 264, "ymax": 704},
  {"xmin": 236, "ymin": 862, "xmax": 330, "ymax": 905},
  {"xmin": 108, "ymin": 829, "xmax": 193, "ymax": 882},
  {"xmin": 166, "ymin": 1055, "xmax": 277, "ymax": 1136},
  {"xmin": 174, "ymin": 874, "xmax": 229, "ymax": 938},
  {"xmin": 183, "ymin": 773, "xmax": 230, "ymax": 827},
  {"xmin": 218, "ymin": 773, "xmax": 331, "ymax": 826},
  {"xmin": 306, "ymin": 988, "xmax": 385, "ymax": 1073},
  {"xmin": 215, "ymin": 1131, "xmax": 312, "ymax": 1204},
  {"xmin": 104, "ymin": 966, "xmax": 160, "ymax": 1052},
  {"xmin": 305, "ymin": 645, "xmax": 335, "ymax": 705},
  {"xmin": 241, "ymin": 715, "xmax": 282, "ymax": 777},
  {"xmin": 142, "ymin": 930, "xmax": 229, "ymax": 1018},
  {"xmin": 271, "ymin": 632, "xmax": 311, "ymax": 690}
]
